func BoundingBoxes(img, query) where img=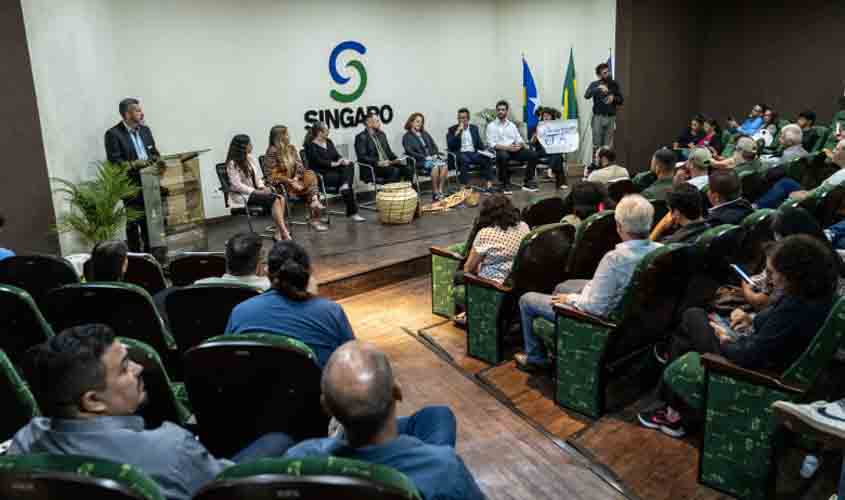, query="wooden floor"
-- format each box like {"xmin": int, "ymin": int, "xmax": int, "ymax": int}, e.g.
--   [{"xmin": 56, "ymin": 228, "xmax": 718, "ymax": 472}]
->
[{"xmin": 338, "ymin": 276, "xmax": 627, "ymax": 500}]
